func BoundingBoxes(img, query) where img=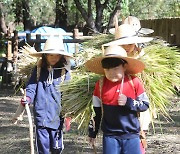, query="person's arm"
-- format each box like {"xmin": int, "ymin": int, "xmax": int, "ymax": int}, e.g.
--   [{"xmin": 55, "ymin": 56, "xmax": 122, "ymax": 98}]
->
[
  {"xmin": 88, "ymin": 106, "xmax": 101, "ymax": 138},
  {"xmin": 64, "ymin": 69, "xmax": 71, "ymax": 81},
  {"xmin": 12, "ymin": 67, "xmax": 37, "ymax": 123},
  {"xmin": 125, "ymin": 92, "xmax": 149, "ymax": 112},
  {"xmin": 25, "ymin": 67, "xmax": 38, "ymax": 104},
  {"xmin": 88, "ymin": 81, "xmax": 102, "ymax": 138},
  {"xmin": 125, "ymin": 77, "xmax": 149, "ymax": 112}
]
